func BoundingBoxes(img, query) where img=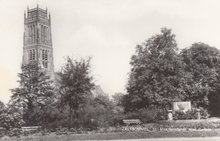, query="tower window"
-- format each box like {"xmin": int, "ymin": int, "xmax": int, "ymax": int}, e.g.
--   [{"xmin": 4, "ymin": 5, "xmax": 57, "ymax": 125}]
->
[
  {"xmin": 46, "ymin": 27, "xmax": 48, "ymax": 41},
  {"xmin": 31, "ymin": 26, "xmax": 34, "ymax": 43},
  {"xmin": 44, "ymin": 26, "xmax": 47, "ymax": 42},
  {"xmin": 45, "ymin": 50, "xmax": 48, "ymax": 60},
  {"xmin": 42, "ymin": 50, "xmax": 48, "ymax": 61},
  {"xmin": 42, "ymin": 50, "xmax": 45, "ymax": 60},
  {"xmin": 43, "ymin": 61, "xmax": 48, "ymax": 68},
  {"xmin": 33, "ymin": 25, "xmax": 35, "ymax": 43},
  {"xmin": 41, "ymin": 25, "xmax": 45, "ymax": 42},
  {"xmin": 30, "ymin": 50, "xmax": 32, "ymax": 60},
  {"xmin": 45, "ymin": 62, "xmax": 48, "ymax": 68},
  {"xmin": 32, "ymin": 49, "xmax": 35, "ymax": 60}
]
